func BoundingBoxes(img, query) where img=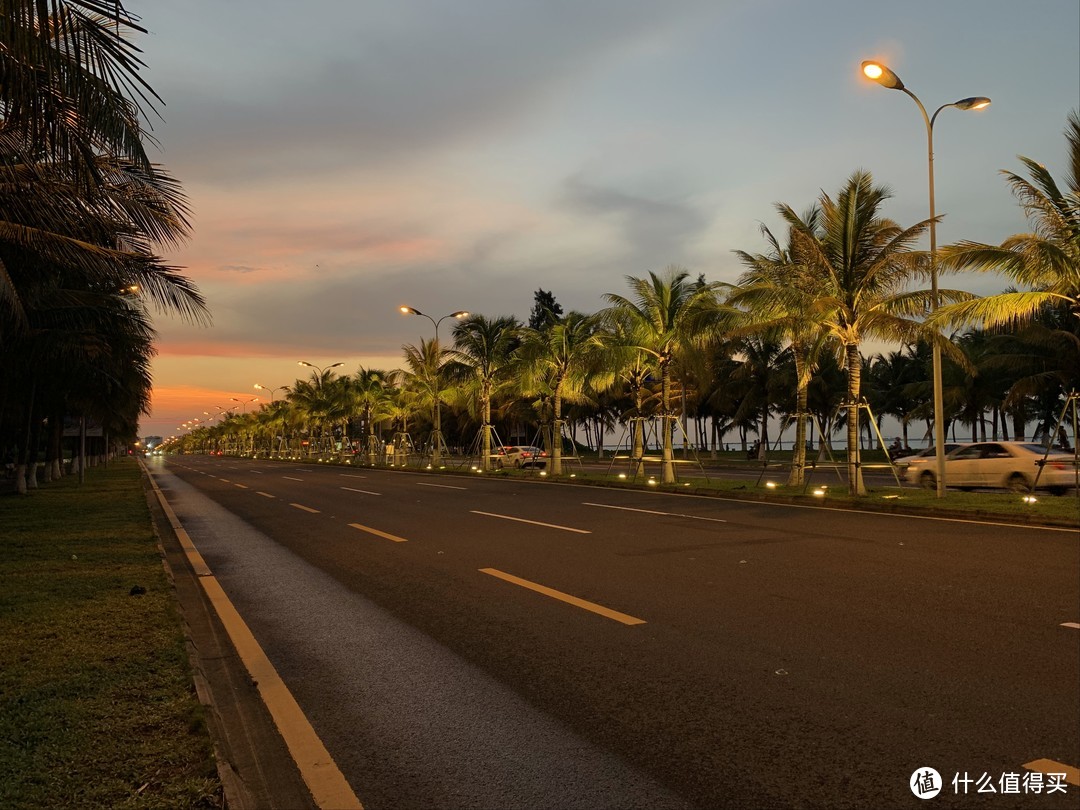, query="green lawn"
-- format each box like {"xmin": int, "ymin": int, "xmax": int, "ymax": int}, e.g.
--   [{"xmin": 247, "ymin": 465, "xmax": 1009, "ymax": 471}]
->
[{"xmin": 0, "ymin": 458, "xmax": 221, "ymax": 810}]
